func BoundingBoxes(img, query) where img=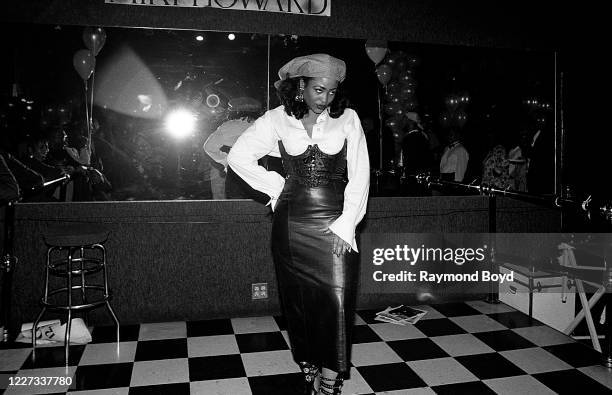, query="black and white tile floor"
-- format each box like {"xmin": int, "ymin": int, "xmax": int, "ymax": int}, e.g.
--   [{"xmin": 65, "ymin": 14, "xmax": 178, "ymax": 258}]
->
[{"xmin": 1, "ymin": 301, "xmax": 611, "ymax": 394}]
